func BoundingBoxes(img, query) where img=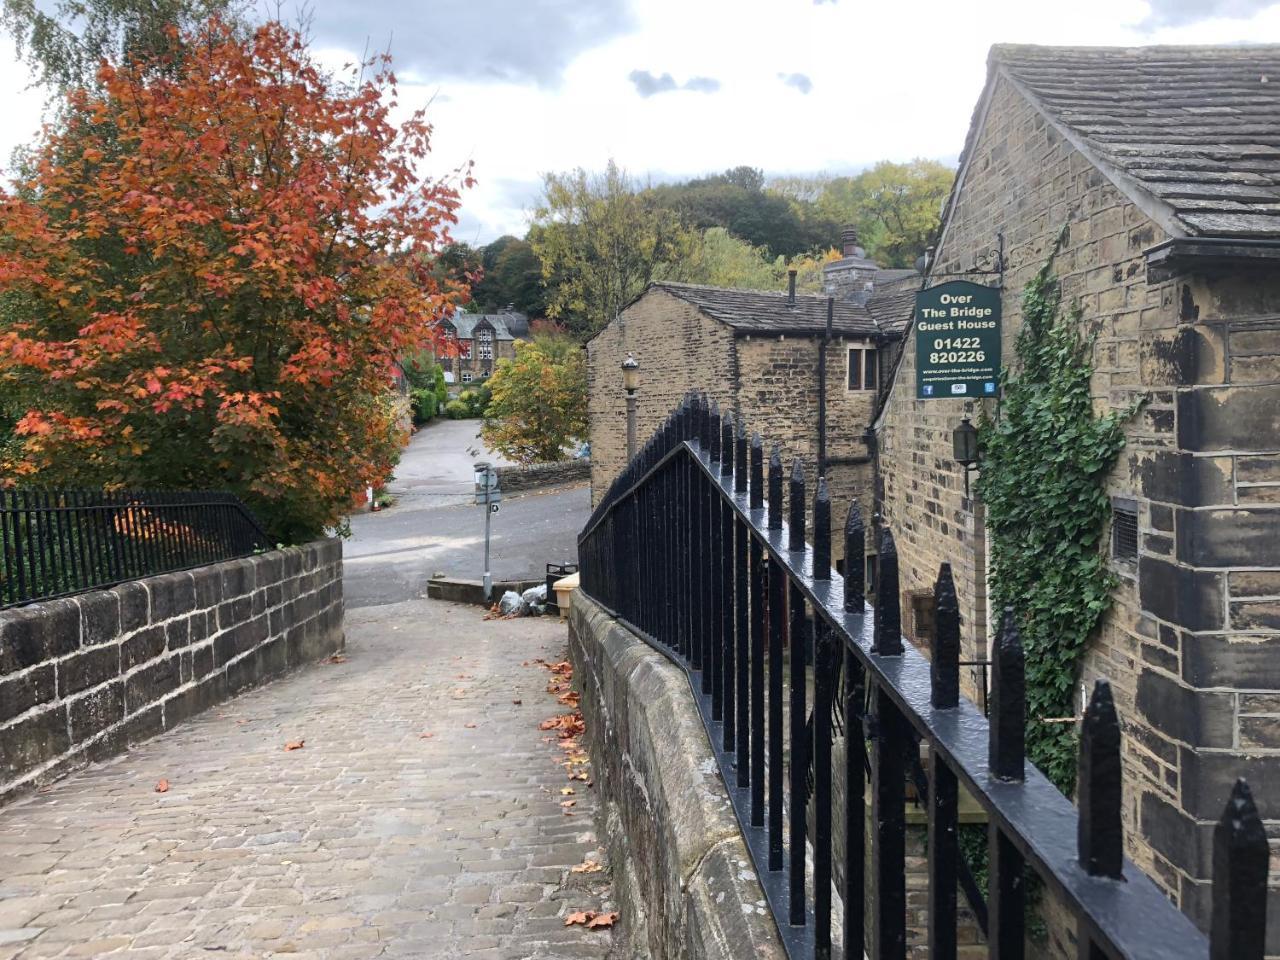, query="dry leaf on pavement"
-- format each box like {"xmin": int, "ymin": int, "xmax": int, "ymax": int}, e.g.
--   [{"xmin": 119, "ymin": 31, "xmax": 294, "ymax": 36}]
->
[
  {"xmin": 563, "ymin": 911, "xmax": 593, "ymax": 927},
  {"xmin": 464, "ymin": 722, "xmax": 477, "ymax": 729},
  {"xmin": 571, "ymin": 861, "xmax": 604, "ymax": 874},
  {"xmin": 284, "ymin": 740, "xmax": 305, "ymax": 751},
  {"xmin": 419, "ymin": 732, "xmax": 434, "ymax": 739},
  {"xmin": 587, "ymin": 912, "xmax": 618, "ymax": 929},
  {"xmin": 321, "ymin": 654, "xmax": 348, "ymax": 665},
  {"xmin": 154, "ymin": 779, "xmax": 169, "ymax": 793}
]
